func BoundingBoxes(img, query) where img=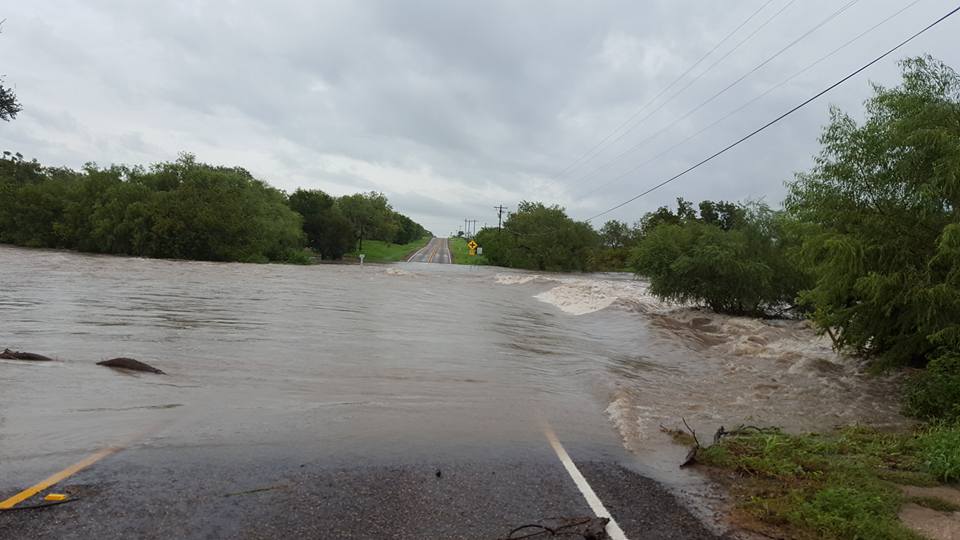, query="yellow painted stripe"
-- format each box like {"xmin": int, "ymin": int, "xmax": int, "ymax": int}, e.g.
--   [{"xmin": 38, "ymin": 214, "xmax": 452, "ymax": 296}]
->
[{"xmin": 0, "ymin": 446, "xmax": 120, "ymax": 509}]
